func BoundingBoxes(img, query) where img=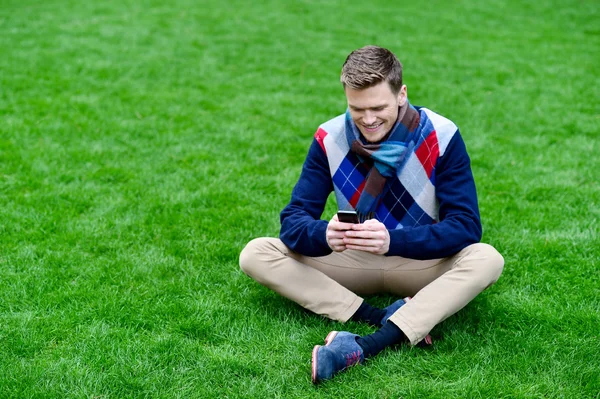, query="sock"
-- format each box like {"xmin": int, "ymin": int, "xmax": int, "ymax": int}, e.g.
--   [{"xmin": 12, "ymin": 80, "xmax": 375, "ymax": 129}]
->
[
  {"xmin": 350, "ymin": 301, "xmax": 386, "ymax": 326},
  {"xmin": 356, "ymin": 321, "xmax": 408, "ymax": 359}
]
